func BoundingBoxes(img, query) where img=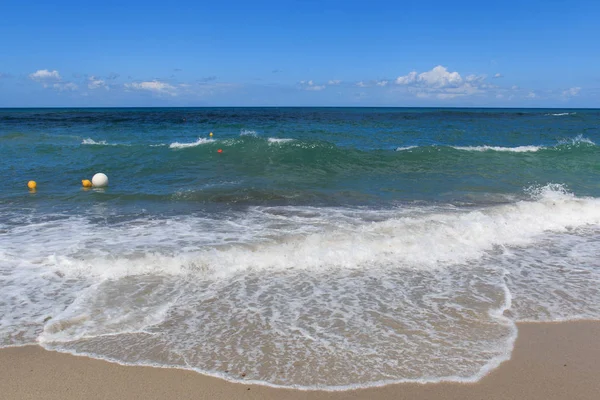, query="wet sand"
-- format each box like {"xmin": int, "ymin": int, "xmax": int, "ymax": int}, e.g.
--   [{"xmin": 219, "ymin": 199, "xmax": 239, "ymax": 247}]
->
[{"xmin": 1, "ymin": 321, "xmax": 599, "ymax": 400}]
